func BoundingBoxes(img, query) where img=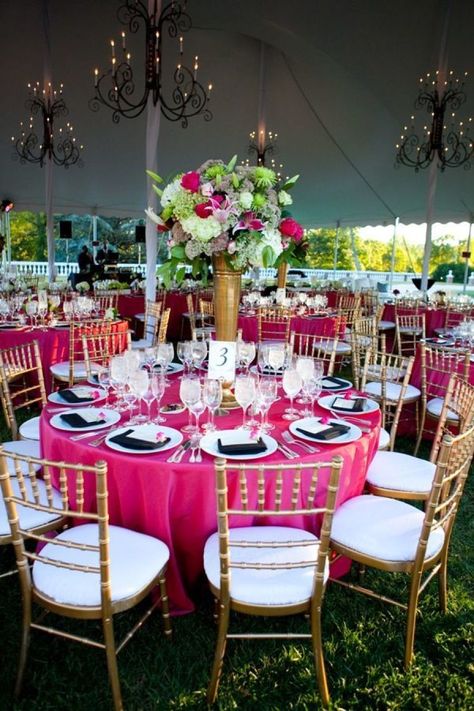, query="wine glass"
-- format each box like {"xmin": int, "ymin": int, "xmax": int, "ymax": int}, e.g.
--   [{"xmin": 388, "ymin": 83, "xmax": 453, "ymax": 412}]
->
[
  {"xmin": 129, "ymin": 369, "xmax": 149, "ymax": 424},
  {"xmin": 26, "ymin": 300, "xmax": 38, "ymax": 328},
  {"xmin": 296, "ymin": 356, "xmax": 315, "ymax": 404},
  {"xmin": 258, "ymin": 377, "xmax": 278, "ymax": 431},
  {"xmin": 110, "ymin": 355, "xmax": 128, "ymax": 411},
  {"xmin": 179, "ymin": 376, "xmax": 201, "ymax": 433},
  {"xmin": 268, "ymin": 344, "xmax": 285, "ymax": 375},
  {"xmin": 177, "ymin": 341, "xmax": 193, "ymax": 375},
  {"xmin": 282, "ymin": 368, "xmax": 302, "ymax": 420},
  {"xmin": 150, "ymin": 372, "xmax": 166, "ymax": 424},
  {"xmin": 191, "ymin": 339, "xmax": 208, "ymax": 372},
  {"xmin": 202, "ymin": 378, "xmax": 222, "ymax": 432},
  {"xmin": 237, "ymin": 341, "xmax": 256, "ymax": 374},
  {"xmin": 98, "ymin": 366, "xmax": 111, "ymax": 408},
  {"xmin": 234, "ymin": 375, "xmax": 256, "ymax": 429},
  {"xmin": 257, "ymin": 343, "xmax": 270, "ymax": 374},
  {"xmin": 189, "ymin": 398, "xmax": 206, "ymax": 434}
]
